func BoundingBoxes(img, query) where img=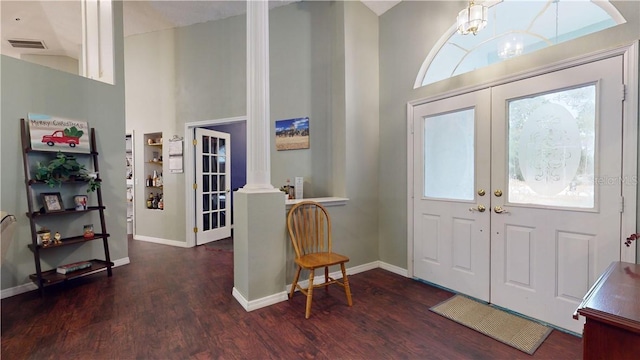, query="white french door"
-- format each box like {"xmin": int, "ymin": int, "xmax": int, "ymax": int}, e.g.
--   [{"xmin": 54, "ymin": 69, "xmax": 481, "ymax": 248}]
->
[
  {"xmin": 413, "ymin": 56, "xmax": 625, "ymax": 333},
  {"xmin": 413, "ymin": 89, "xmax": 492, "ymax": 302},
  {"xmin": 195, "ymin": 128, "xmax": 231, "ymax": 245},
  {"xmin": 490, "ymin": 56, "xmax": 623, "ymax": 333}
]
